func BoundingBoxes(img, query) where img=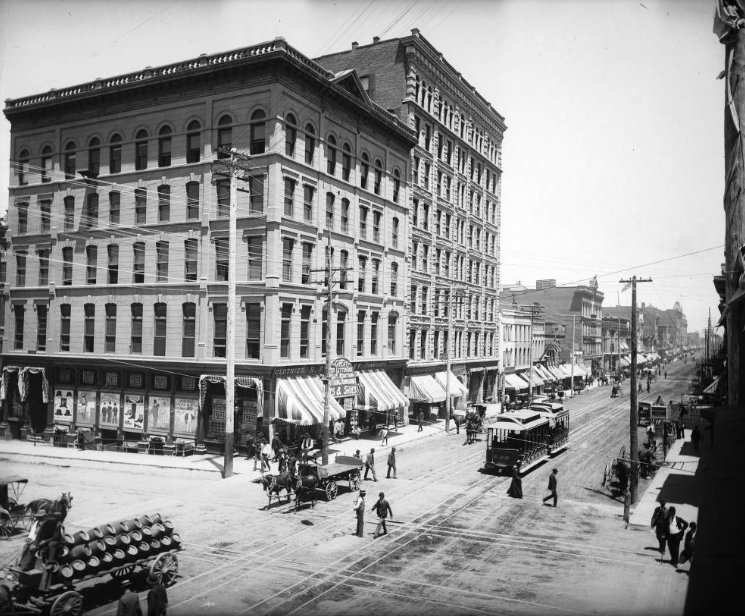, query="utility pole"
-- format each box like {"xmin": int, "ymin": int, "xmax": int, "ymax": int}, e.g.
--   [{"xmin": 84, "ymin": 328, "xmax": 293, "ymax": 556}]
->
[
  {"xmin": 521, "ymin": 303, "xmax": 542, "ymax": 400},
  {"xmin": 213, "ymin": 147, "xmax": 252, "ymax": 479},
  {"xmin": 620, "ymin": 275, "xmax": 652, "ymax": 504},
  {"xmin": 570, "ymin": 315, "xmax": 576, "ymax": 396}
]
